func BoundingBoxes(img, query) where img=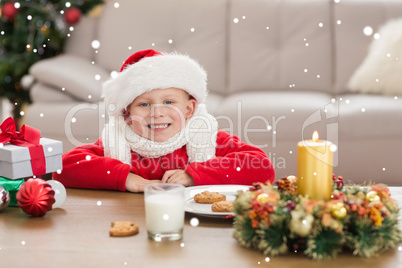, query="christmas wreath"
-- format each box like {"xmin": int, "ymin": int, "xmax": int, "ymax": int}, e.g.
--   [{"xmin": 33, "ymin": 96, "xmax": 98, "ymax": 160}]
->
[{"xmin": 233, "ymin": 176, "xmax": 402, "ymax": 260}]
